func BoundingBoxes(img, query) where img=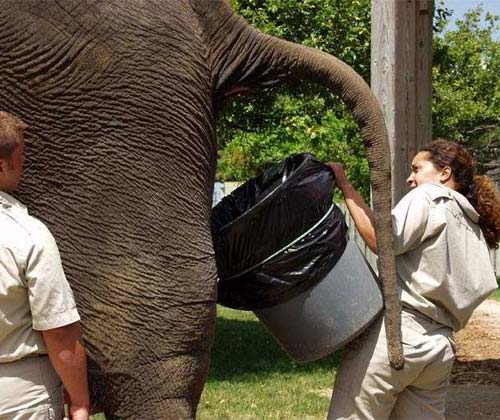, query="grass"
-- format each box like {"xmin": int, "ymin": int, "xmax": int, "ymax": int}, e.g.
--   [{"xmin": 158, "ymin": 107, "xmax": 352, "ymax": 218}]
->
[
  {"xmin": 491, "ymin": 289, "xmax": 500, "ymax": 301},
  {"xmin": 490, "ymin": 288, "xmax": 500, "ymax": 302},
  {"xmin": 197, "ymin": 306, "xmax": 340, "ymax": 420},
  {"xmin": 491, "ymin": 277, "xmax": 500, "ymax": 301}
]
